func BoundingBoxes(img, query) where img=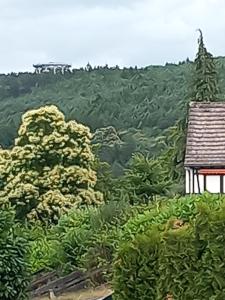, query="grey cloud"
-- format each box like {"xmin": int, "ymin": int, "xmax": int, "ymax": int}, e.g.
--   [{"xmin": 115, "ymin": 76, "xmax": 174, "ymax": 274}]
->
[{"xmin": 0, "ymin": 0, "xmax": 224, "ymax": 73}]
